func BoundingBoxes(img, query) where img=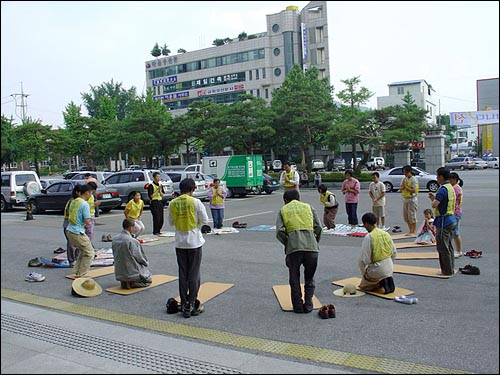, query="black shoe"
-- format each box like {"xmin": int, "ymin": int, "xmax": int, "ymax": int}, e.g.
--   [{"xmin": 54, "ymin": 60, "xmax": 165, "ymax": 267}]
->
[
  {"xmin": 303, "ymin": 302, "xmax": 313, "ymax": 313},
  {"xmin": 292, "ymin": 304, "xmax": 304, "ymax": 313},
  {"xmin": 182, "ymin": 302, "xmax": 191, "ymax": 318},
  {"xmin": 387, "ymin": 277, "xmax": 395, "ymax": 294},
  {"xmin": 190, "ymin": 299, "xmax": 204, "ymax": 316}
]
